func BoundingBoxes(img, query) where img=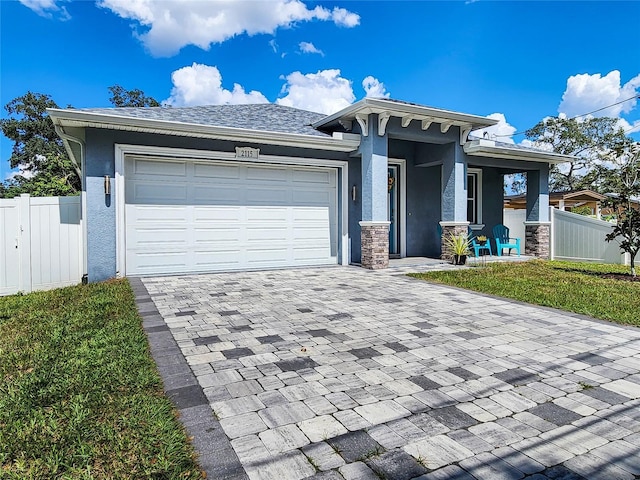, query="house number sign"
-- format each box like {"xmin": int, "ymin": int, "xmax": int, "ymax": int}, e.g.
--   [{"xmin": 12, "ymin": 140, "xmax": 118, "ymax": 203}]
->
[{"xmin": 235, "ymin": 147, "xmax": 260, "ymax": 159}]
